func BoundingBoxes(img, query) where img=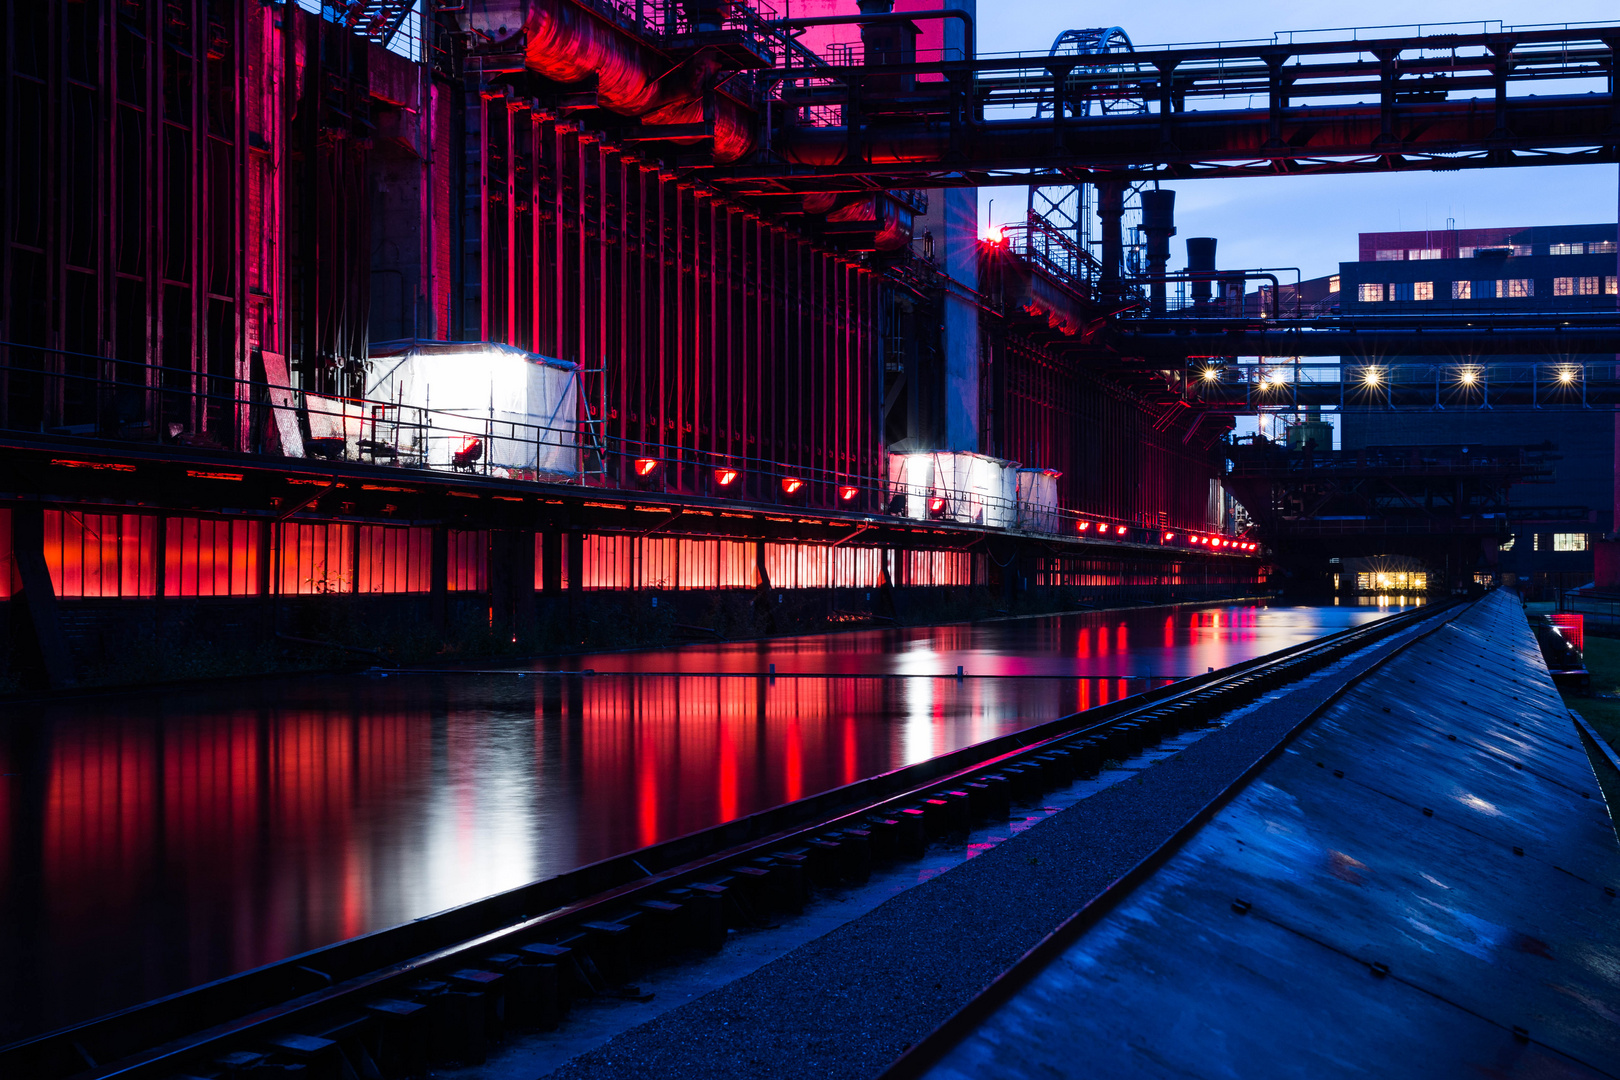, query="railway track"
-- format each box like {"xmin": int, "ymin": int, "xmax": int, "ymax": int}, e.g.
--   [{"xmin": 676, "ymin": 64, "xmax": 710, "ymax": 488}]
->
[{"xmin": 3, "ymin": 601, "xmax": 1455, "ymax": 1080}]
